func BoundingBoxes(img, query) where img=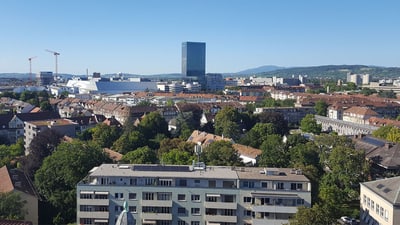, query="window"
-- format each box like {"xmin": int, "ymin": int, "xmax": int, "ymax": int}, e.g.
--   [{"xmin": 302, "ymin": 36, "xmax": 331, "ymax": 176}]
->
[
  {"xmin": 297, "ymin": 183, "xmax": 303, "ymax": 190},
  {"xmin": 129, "ymin": 178, "xmax": 137, "ymax": 185},
  {"xmin": 363, "ymin": 194, "xmax": 367, "ymax": 205},
  {"xmin": 178, "ymin": 194, "xmax": 186, "ymax": 201},
  {"xmin": 94, "ymin": 194, "xmax": 108, "ymax": 199},
  {"xmin": 244, "ymin": 197, "xmax": 252, "ymax": 203},
  {"xmin": 243, "ymin": 181, "xmax": 255, "ymax": 188},
  {"xmin": 143, "ymin": 192, "xmax": 154, "ymax": 200},
  {"xmin": 114, "ymin": 193, "xmax": 124, "ymax": 200},
  {"xmin": 297, "ymin": 199, "xmax": 304, "ymax": 205},
  {"xmin": 291, "ymin": 183, "xmax": 297, "ymax": 190},
  {"xmin": 191, "ymin": 222, "xmax": 200, "ymax": 225},
  {"xmin": 178, "ymin": 179, "xmax": 187, "ymax": 187},
  {"xmin": 277, "ymin": 182, "xmax": 284, "ymax": 189},
  {"xmin": 178, "ymin": 220, "xmax": 186, "ymax": 225},
  {"xmin": 114, "ymin": 205, "xmax": 123, "ymax": 212},
  {"xmin": 191, "ymin": 195, "xmax": 200, "ymax": 202},
  {"xmin": 194, "ymin": 180, "xmax": 200, "ymax": 183},
  {"xmin": 178, "ymin": 207, "xmax": 186, "ymax": 215},
  {"xmin": 80, "ymin": 205, "xmax": 92, "ymax": 212},
  {"xmin": 145, "ymin": 178, "xmax": 156, "ymax": 185},
  {"xmin": 371, "ymin": 200, "xmax": 374, "ymax": 211},
  {"xmin": 244, "ymin": 210, "xmax": 252, "ymax": 216},
  {"xmin": 385, "ymin": 210, "xmax": 389, "ymax": 221},
  {"xmin": 129, "ymin": 193, "xmax": 137, "ymax": 200},
  {"xmin": 367, "ymin": 197, "xmax": 370, "ymax": 208},
  {"xmin": 80, "ymin": 193, "xmax": 92, "ymax": 199},
  {"xmin": 159, "ymin": 179, "xmax": 172, "ymax": 187},
  {"xmin": 129, "ymin": 206, "xmax": 137, "ymax": 213},
  {"xmin": 157, "ymin": 192, "xmax": 172, "ymax": 200},
  {"xmin": 261, "ymin": 182, "xmax": 268, "ymax": 188},
  {"xmin": 376, "ymin": 203, "xmax": 380, "ymax": 214},
  {"xmin": 191, "ymin": 208, "xmax": 200, "ymax": 215},
  {"xmin": 380, "ymin": 207, "xmax": 384, "ymax": 217}
]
